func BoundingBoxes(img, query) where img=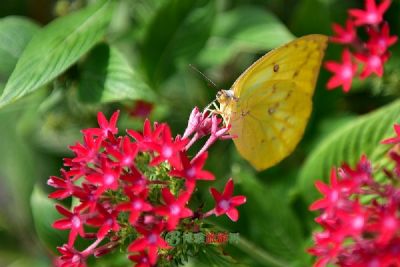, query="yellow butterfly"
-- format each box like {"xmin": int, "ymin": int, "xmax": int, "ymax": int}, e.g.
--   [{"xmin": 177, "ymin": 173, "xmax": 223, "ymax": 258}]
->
[{"xmin": 216, "ymin": 34, "xmax": 328, "ymax": 171}]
